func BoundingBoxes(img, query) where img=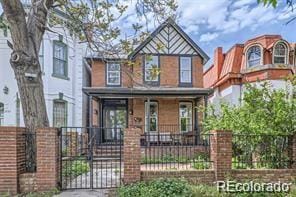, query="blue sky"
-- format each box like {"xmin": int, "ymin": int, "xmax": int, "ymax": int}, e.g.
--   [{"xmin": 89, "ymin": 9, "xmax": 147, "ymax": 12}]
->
[
  {"xmin": 1, "ymin": 0, "xmax": 295, "ymax": 69},
  {"xmin": 173, "ymin": 0, "xmax": 296, "ymax": 68},
  {"xmin": 117, "ymin": 0, "xmax": 296, "ymax": 68}
]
